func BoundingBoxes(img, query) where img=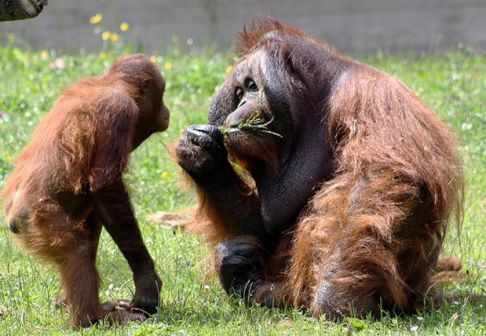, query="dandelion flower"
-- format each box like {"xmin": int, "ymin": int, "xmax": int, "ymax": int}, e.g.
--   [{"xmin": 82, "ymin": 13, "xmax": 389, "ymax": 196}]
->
[
  {"xmin": 40, "ymin": 50, "xmax": 49, "ymax": 59},
  {"xmin": 89, "ymin": 13, "xmax": 103, "ymax": 25},
  {"xmin": 101, "ymin": 31, "xmax": 111, "ymax": 41},
  {"xmin": 161, "ymin": 171, "xmax": 169, "ymax": 179},
  {"xmin": 150, "ymin": 55, "xmax": 157, "ymax": 63},
  {"xmin": 120, "ymin": 22, "xmax": 130, "ymax": 32},
  {"xmin": 99, "ymin": 52, "xmax": 107, "ymax": 60},
  {"xmin": 110, "ymin": 33, "xmax": 120, "ymax": 42},
  {"xmin": 225, "ymin": 65, "xmax": 234, "ymax": 74},
  {"xmin": 164, "ymin": 62, "xmax": 173, "ymax": 70}
]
